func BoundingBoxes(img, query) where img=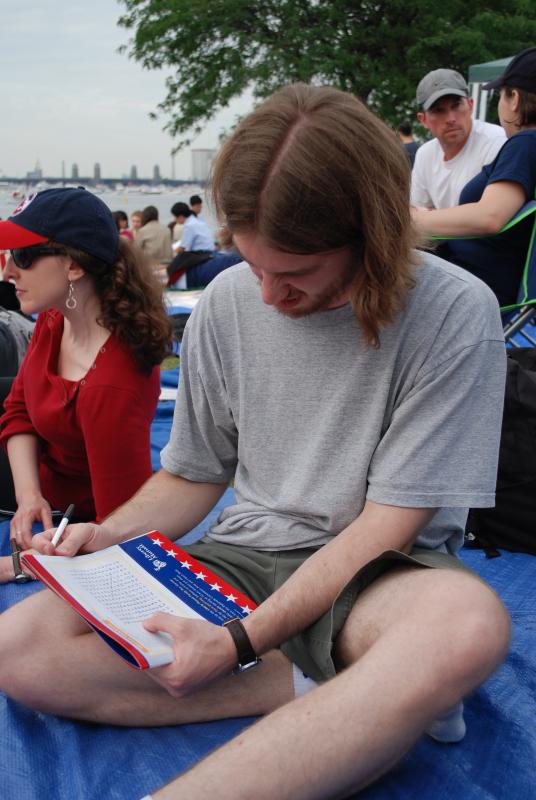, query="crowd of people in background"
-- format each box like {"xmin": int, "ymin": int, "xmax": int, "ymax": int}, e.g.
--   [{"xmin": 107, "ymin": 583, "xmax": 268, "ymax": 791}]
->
[
  {"xmin": 2, "ymin": 47, "xmax": 535, "ymax": 381},
  {"xmin": 2, "ymin": 48, "xmax": 535, "ymax": 381},
  {"xmin": 110, "ymin": 194, "xmax": 206, "ymax": 250},
  {"xmin": 107, "ymin": 193, "xmax": 242, "ymax": 290}
]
